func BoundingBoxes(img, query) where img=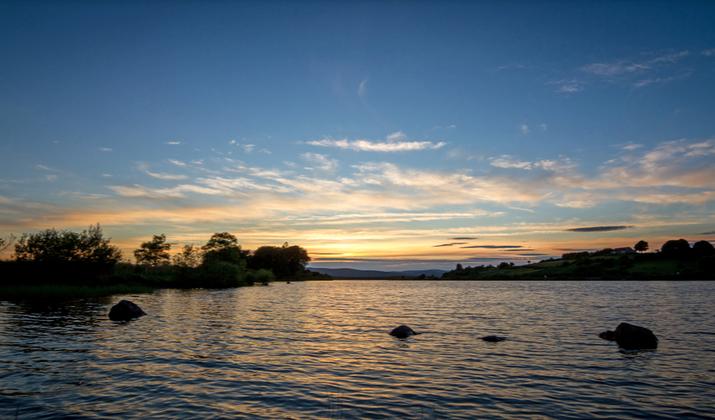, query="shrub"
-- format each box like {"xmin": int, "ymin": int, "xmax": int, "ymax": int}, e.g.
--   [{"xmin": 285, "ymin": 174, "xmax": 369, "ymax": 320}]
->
[
  {"xmin": 245, "ymin": 268, "xmax": 275, "ymax": 284},
  {"xmin": 197, "ymin": 261, "xmax": 243, "ymax": 288}
]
